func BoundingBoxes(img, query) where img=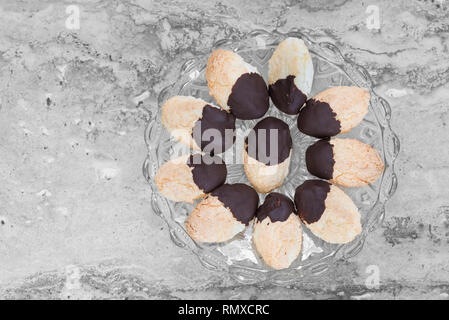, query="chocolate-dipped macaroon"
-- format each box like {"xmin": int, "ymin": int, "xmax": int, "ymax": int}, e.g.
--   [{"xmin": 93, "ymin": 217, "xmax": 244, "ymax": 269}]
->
[
  {"xmin": 268, "ymin": 37, "xmax": 314, "ymax": 115},
  {"xmin": 155, "ymin": 154, "xmax": 227, "ymax": 204},
  {"xmin": 252, "ymin": 193, "xmax": 302, "ymax": 270},
  {"xmin": 206, "ymin": 49, "xmax": 269, "ymax": 120},
  {"xmin": 306, "ymin": 138, "xmax": 384, "ymax": 187},
  {"xmin": 294, "ymin": 180, "xmax": 362, "ymax": 244},
  {"xmin": 298, "ymin": 86, "xmax": 370, "ymax": 138},
  {"xmin": 243, "ymin": 117, "xmax": 292, "ymax": 193},
  {"xmin": 161, "ymin": 96, "xmax": 236, "ymax": 153},
  {"xmin": 185, "ymin": 183, "xmax": 259, "ymax": 243}
]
